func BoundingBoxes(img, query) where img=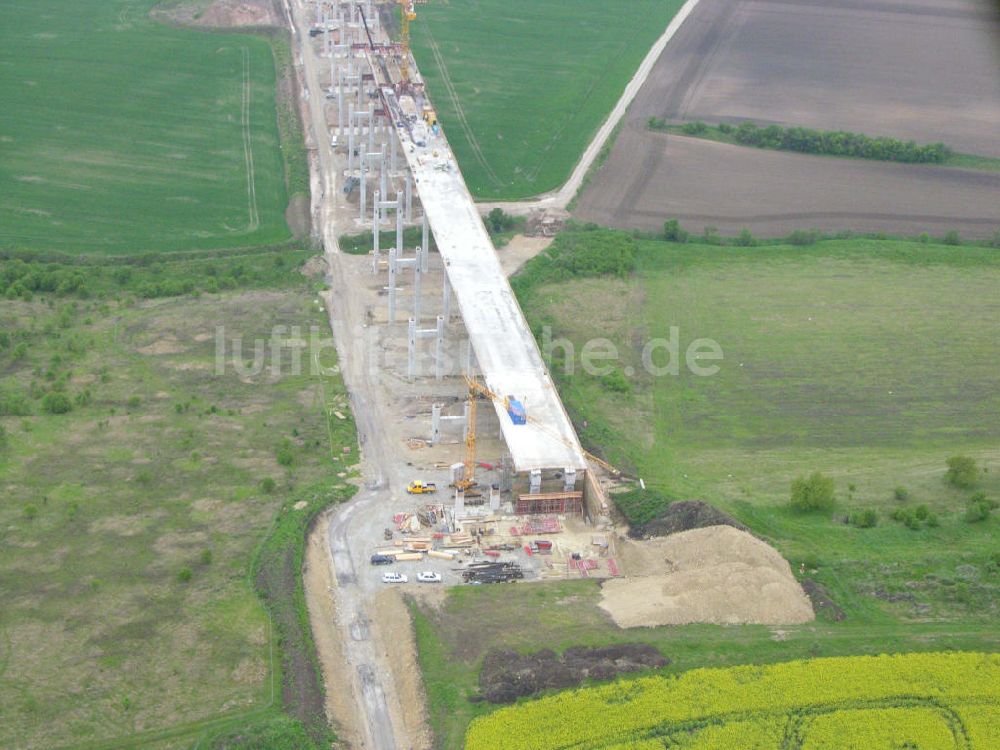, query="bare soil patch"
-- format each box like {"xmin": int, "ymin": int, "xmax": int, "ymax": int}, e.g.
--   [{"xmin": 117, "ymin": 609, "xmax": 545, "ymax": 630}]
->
[
  {"xmin": 576, "ymin": 0, "xmax": 1000, "ymax": 237},
  {"xmin": 477, "ymin": 644, "xmax": 668, "ymax": 704},
  {"xmin": 497, "ymin": 235, "xmax": 553, "ymax": 277},
  {"xmin": 303, "ymin": 513, "xmax": 363, "ymax": 748},
  {"xmin": 800, "ymin": 578, "xmax": 846, "ymax": 622},
  {"xmin": 299, "ymin": 255, "xmax": 328, "ymax": 279},
  {"xmin": 371, "ymin": 590, "xmax": 433, "ymax": 749},
  {"xmin": 604, "ymin": 525, "xmax": 815, "ymax": 627},
  {"xmin": 152, "ymin": 0, "xmax": 281, "ymax": 29},
  {"xmin": 627, "ymin": 499, "xmax": 747, "ymax": 540}
]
